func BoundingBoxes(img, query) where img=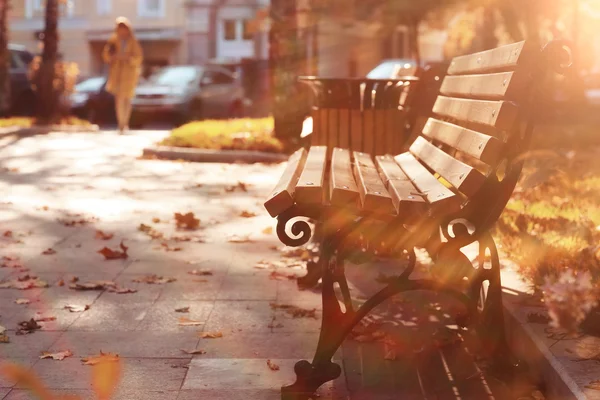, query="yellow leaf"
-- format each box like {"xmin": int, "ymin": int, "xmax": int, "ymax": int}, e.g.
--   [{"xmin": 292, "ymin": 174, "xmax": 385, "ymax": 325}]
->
[{"xmin": 91, "ymin": 355, "xmax": 122, "ymax": 400}]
